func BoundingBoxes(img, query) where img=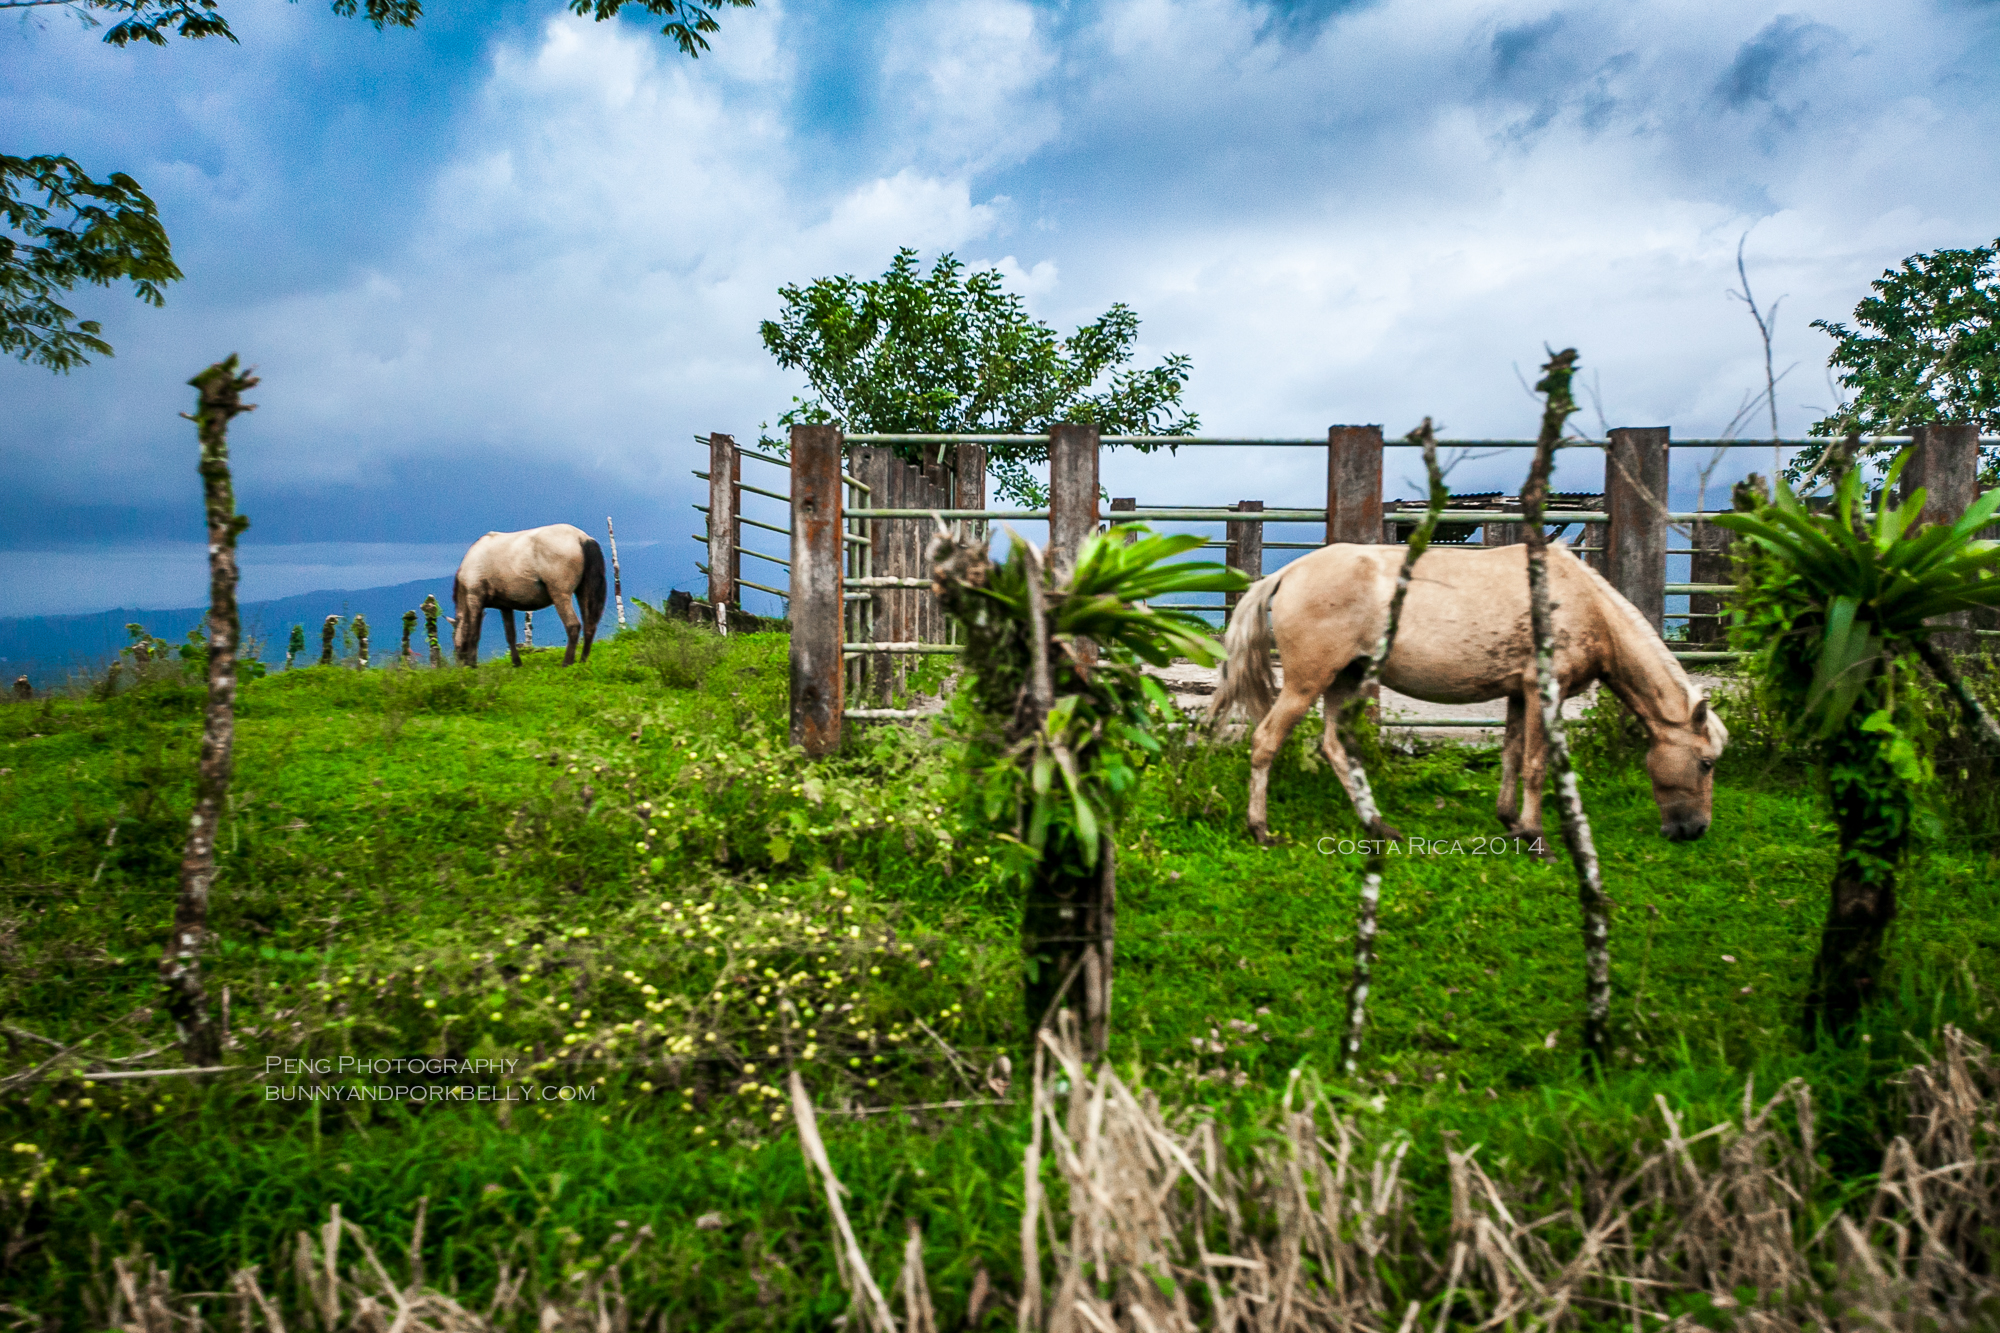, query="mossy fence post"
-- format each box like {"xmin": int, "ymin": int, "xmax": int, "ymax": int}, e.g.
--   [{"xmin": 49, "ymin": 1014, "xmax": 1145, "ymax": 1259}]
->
[
  {"xmin": 422, "ymin": 595, "xmax": 442, "ymax": 667},
  {"xmin": 319, "ymin": 615, "xmax": 338, "ymax": 667},
  {"xmin": 1524, "ymin": 349, "xmax": 1614, "ymax": 1065},
  {"xmin": 1339, "ymin": 422, "xmax": 1446, "ymax": 1074},
  {"xmin": 353, "ymin": 615, "xmax": 370, "ymax": 669},
  {"xmin": 400, "ymin": 610, "xmax": 417, "ymax": 663},
  {"xmin": 285, "ymin": 624, "xmax": 304, "ymax": 670},
  {"xmin": 160, "ymin": 355, "xmax": 256, "ymax": 1068}
]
